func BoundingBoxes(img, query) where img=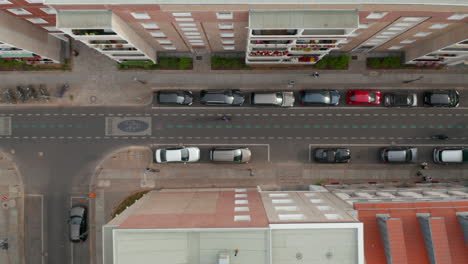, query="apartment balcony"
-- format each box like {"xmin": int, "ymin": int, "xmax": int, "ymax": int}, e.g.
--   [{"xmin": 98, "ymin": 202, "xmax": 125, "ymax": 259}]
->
[
  {"xmin": 71, "ymin": 29, "xmax": 116, "ymax": 36},
  {"xmin": 251, "ymin": 29, "xmax": 297, "ymax": 37}
]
